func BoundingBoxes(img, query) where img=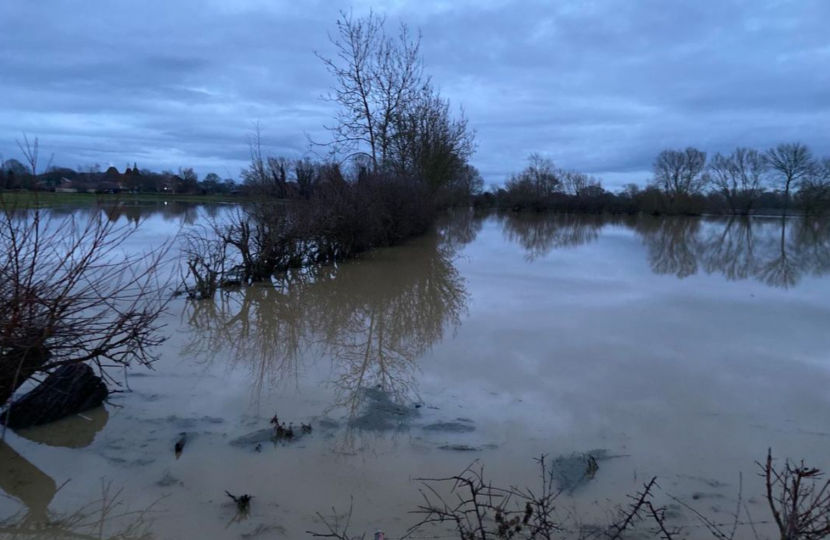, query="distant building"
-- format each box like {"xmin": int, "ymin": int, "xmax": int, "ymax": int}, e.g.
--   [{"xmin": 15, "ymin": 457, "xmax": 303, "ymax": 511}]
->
[
  {"xmin": 97, "ymin": 181, "xmax": 124, "ymax": 194},
  {"xmin": 55, "ymin": 179, "xmax": 78, "ymax": 193}
]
